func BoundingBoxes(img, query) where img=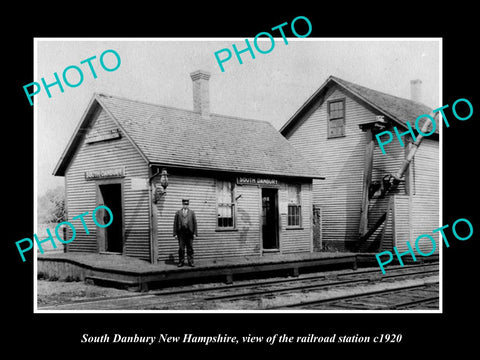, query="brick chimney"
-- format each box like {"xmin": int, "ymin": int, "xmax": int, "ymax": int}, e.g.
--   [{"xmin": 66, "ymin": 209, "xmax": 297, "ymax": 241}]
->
[
  {"xmin": 410, "ymin": 79, "xmax": 422, "ymax": 103},
  {"xmin": 190, "ymin": 70, "xmax": 211, "ymax": 117}
]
